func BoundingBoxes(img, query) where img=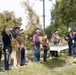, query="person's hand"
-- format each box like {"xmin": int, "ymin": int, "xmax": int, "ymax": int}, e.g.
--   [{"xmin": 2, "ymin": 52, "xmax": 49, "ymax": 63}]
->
[
  {"xmin": 34, "ymin": 47, "xmax": 37, "ymax": 50},
  {"xmin": 17, "ymin": 44, "xmax": 19, "ymax": 47}
]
